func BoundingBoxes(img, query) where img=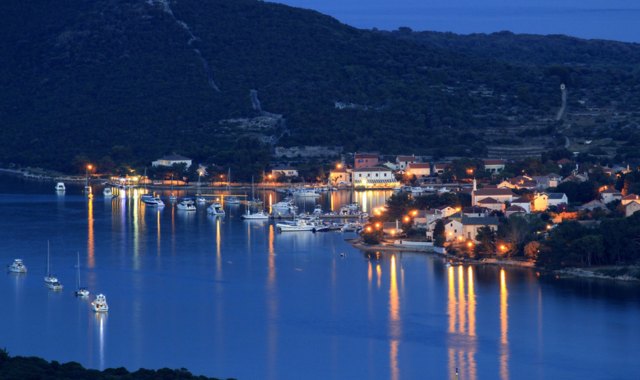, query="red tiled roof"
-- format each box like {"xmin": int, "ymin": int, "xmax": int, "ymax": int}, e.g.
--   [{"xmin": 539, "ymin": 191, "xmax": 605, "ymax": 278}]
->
[
  {"xmin": 623, "ymin": 194, "xmax": 639, "ymax": 200},
  {"xmin": 407, "ymin": 163, "xmax": 430, "ymax": 169},
  {"xmin": 478, "ymin": 197, "xmax": 502, "ymax": 204},
  {"xmin": 483, "ymin": 159, "xmax": 506, "ymax": 166},
  {"xmin": 353, "ymin": 166, "xmax": 393, "ymax": 172}
]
